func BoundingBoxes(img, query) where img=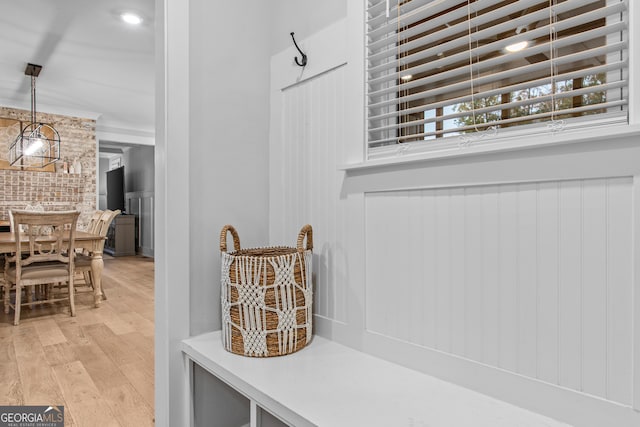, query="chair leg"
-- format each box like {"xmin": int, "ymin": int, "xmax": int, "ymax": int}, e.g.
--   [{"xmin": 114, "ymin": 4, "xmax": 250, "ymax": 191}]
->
[
  {"xmin": 26, "ymin": 287, "xmax": 33, "ymax": 310},
  {"xmin": 3, "ymin": 282, "xmax": 10, "ymax": 314},
  {"xmin": 69, "ymin": 277, "xmax": 76, "ymax": 317},
  {"xmin": 14, "ymin": 284, "xmax": 22, "ymax": 326}
]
